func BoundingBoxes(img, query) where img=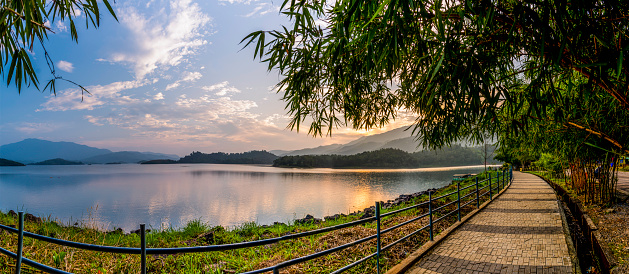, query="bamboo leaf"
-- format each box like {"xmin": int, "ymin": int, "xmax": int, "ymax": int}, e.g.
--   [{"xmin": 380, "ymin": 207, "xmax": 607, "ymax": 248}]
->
[{"xmin": 102, "ymin": 0, "xmax": 118, "ymax": 22}]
